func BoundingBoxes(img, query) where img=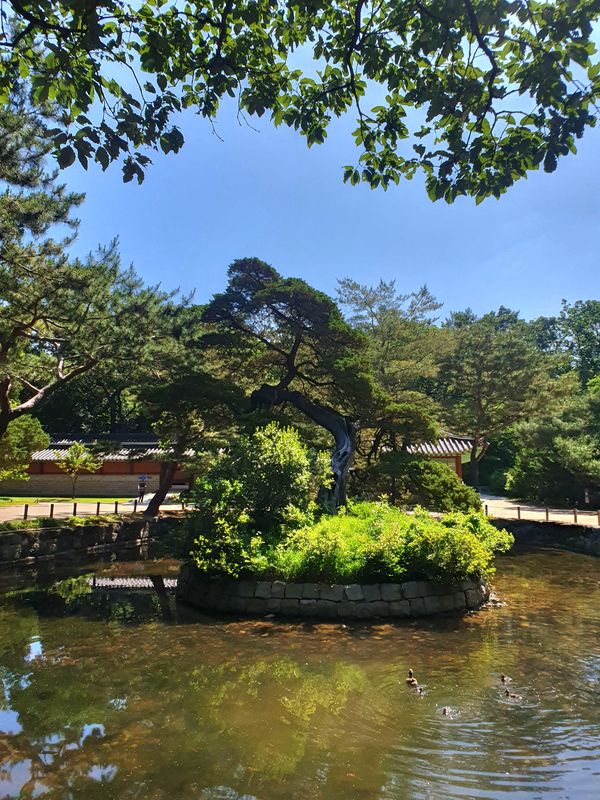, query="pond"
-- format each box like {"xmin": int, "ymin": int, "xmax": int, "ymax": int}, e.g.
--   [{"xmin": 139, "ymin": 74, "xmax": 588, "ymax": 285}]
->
[{"xmin": 0, "ymin": 547, "xmax": 599, "ymax": 799}]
